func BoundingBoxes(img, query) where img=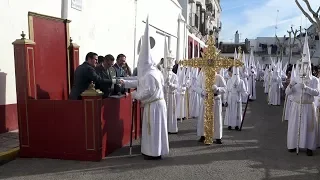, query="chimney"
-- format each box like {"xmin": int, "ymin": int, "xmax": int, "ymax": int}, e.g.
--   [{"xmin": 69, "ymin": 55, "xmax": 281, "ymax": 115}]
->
[{"xmin": 235, "ymin": 31, "xmax": 239, "ymax": 44}]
